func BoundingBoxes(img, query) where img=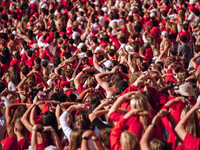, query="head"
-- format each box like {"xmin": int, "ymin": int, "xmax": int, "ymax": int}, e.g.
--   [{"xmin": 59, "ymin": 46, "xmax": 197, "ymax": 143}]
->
[
  {"xmin": 150, "ymin": 138, "xmax": 172, "ymax": 150},
  {"xmin": 130, "ymin": 94, "xmax": 149, "ymax": 129},
  {"xmin": 14, "ymin": 118, "xmax": 28, "ymax": 136},
  {"xmin": 98, "ymin": 128, "xmax": 111, "ymax": 149},
  {"xmin": 120, "ymin": 131, "xmax": 139, "ymax": 150},
  {"xmin": 115, "ymin": 80, "xmax": 129, "ymax": 94},
  {"xmin": 10, "ymin": 106, "xmax": 27, "ymax": 131},
  {"xmin": 76, "ymin": 112, "xmax": 92, "ymax": 130},
  {"xmin": 40, "ymin": 111, "xmax": 58, "ymax": 133}
]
